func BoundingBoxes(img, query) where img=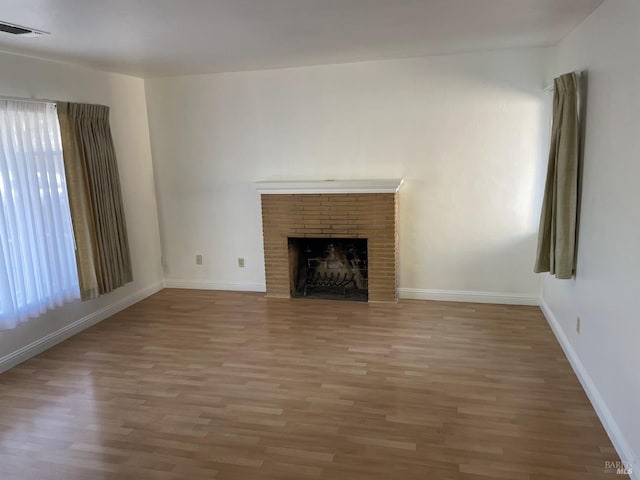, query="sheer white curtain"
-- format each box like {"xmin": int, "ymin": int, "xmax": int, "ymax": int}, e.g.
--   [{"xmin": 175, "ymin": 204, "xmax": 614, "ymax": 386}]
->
[{"xmin": 0, "ymin": 100, "xmax": 79, "ymax": 330}]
